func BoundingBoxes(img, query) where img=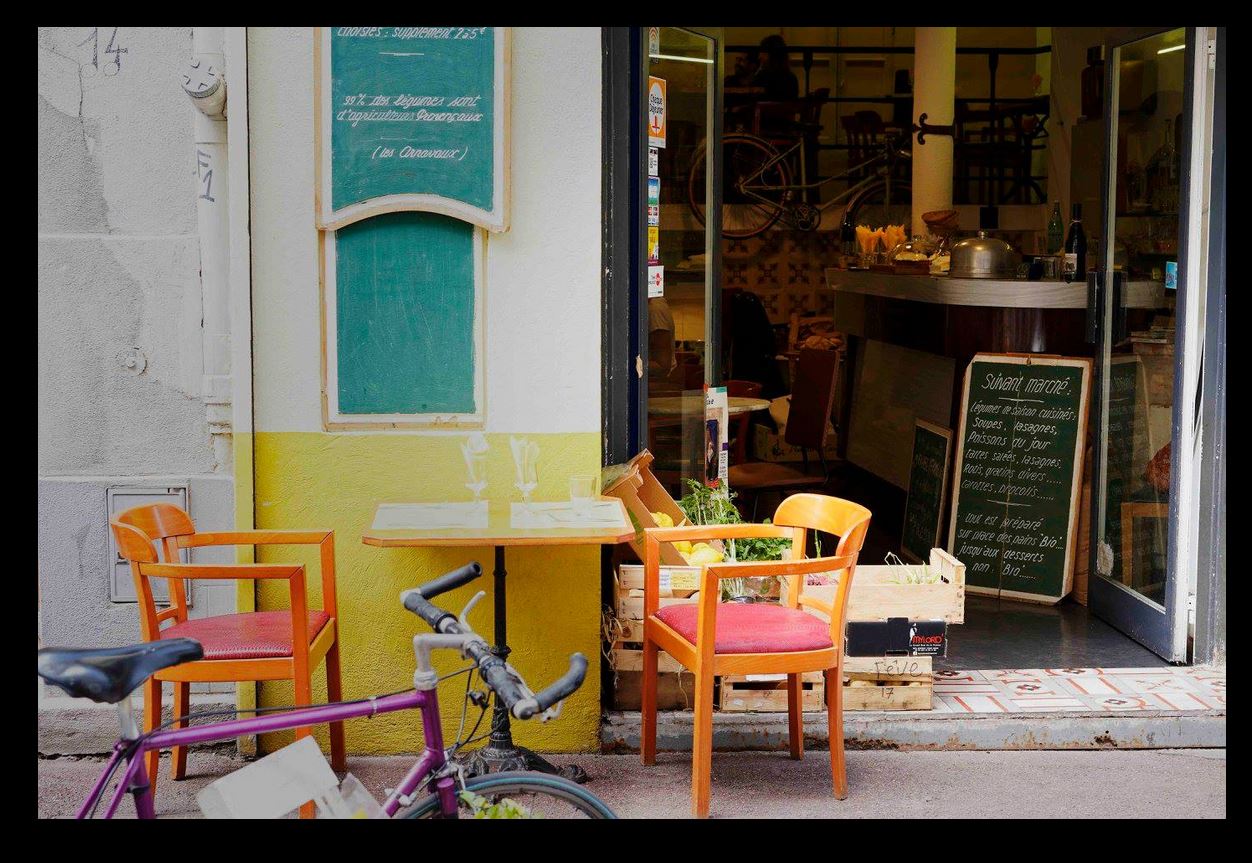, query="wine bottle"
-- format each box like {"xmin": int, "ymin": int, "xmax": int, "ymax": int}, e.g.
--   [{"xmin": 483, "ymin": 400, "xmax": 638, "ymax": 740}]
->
[
  {"xmin": 1046, "ymin": 202, "xmax": 1064, "ymax": 255},
  {"xmin": 1063, "ymin": 203, "xmax": 1087, "ymax": 284}
]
